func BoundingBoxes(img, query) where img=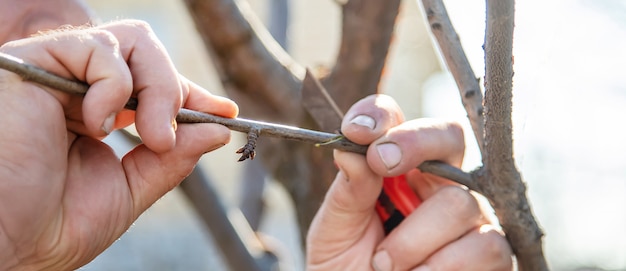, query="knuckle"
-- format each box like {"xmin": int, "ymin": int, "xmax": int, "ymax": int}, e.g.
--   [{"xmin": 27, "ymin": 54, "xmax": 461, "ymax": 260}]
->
[
  {"xmin": 122, "ymin": 19, "xmax": 153, "ymax": 33},
  {"xmin": 446, "ymin": 121, "xmax": 466, "ymax": 162},
  {"xmin": 446, "ymin": 121, "xmax": 465, "ymax": 142},
  {"xmin": 111, "ymin": 19, "xmax": 155, "ymax": 39},
  {"xmin": 485, "ymin": 231, "xmax": 512, "ymax": 267},
  {"xmin": 438, "ymin": 186, "xmax": 480, "ymax": 221},
  {"xmin": 479, "ymin": 228, "xmax": 513, "ymax": 266},
  {"xmin": 85, "ymin": 29, "xmax": 119, "ymax": 48},
  {"xmin": 99, "ymin": 19, "xmax": 156, "ymax": 41},
  {"xmin": 447, "ymin": 121, "xmax": 465, "ymax": 150}
]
